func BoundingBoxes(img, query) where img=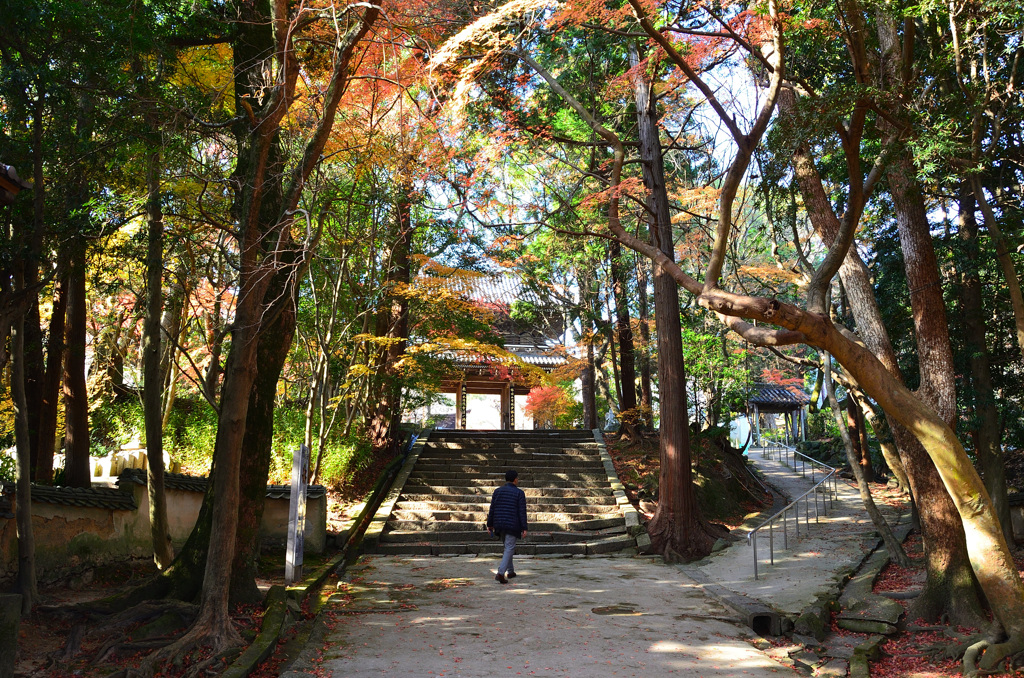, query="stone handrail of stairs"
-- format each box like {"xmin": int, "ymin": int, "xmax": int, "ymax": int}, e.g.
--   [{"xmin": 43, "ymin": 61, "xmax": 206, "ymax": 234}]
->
[{"xmin": 362, "ymin": 429, "xmax": 642, "ymax": 556}]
